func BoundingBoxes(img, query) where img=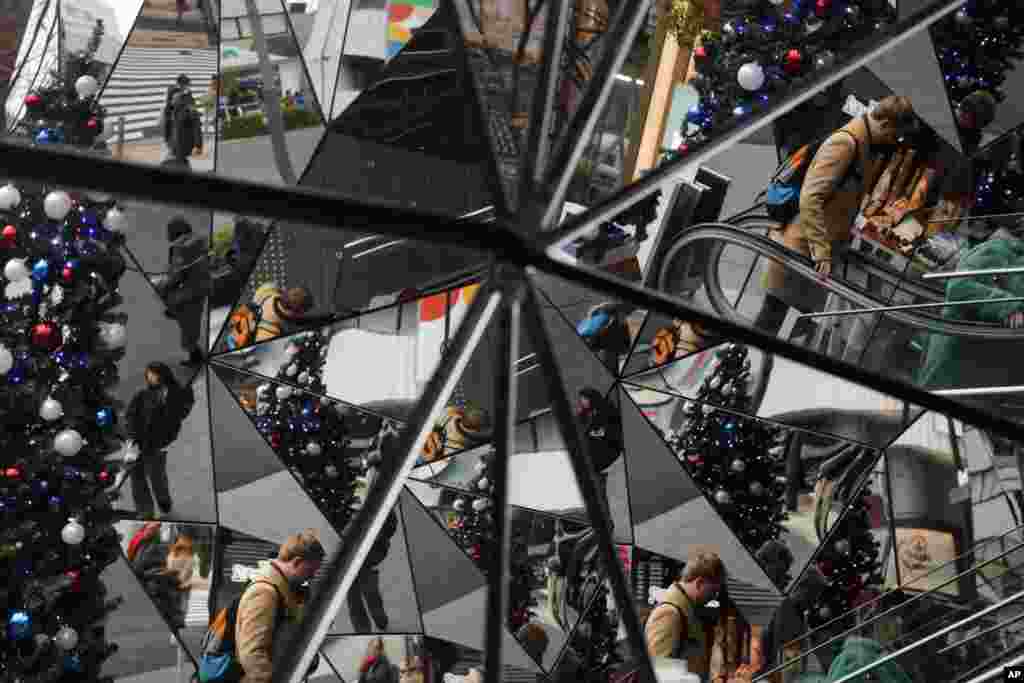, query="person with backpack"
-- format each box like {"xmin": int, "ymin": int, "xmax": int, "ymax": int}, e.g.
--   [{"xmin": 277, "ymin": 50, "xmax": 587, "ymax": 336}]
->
[
  {"xmin": 754, "ymin": 96, "xmax": 920, "ymax": 339},
  {"xmin": 232, "ymin": 530, "xmax": 326, "ymax": 683},
  {"xmin": 124, "ymin": 362, "xmax": 194, "ymax": 518},
  {"xmin": 644, "ymin": 550, "xmax": 725, "ymax": 682},
  {"xmin": 159, "ymin": 216, "xmax": 210, "ymax": 367},
  {"xmin": 226, "ymin": 283, "xmax": 315, "ymax": 351}
]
